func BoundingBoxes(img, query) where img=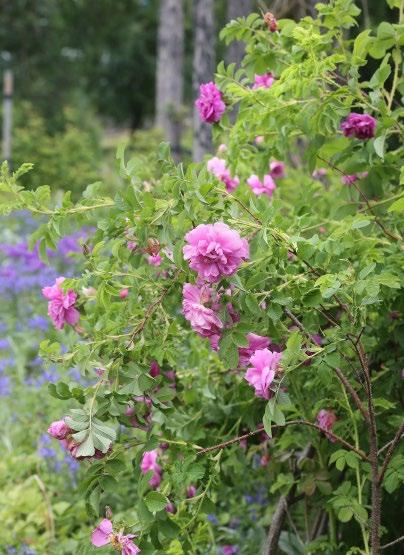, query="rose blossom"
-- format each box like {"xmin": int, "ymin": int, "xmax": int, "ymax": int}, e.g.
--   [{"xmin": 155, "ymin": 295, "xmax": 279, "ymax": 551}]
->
[
  {"xmin": 238, "ymin": 333, "xmax": 271, "ymax": 367},
  {"xmin": 165, "ymin": 502, "xmax": 176, "ymax": 514},
  {"xmin": 182, "ymin": 283, "xmax": 223, "ymax": 339},
  {"xmin": 255, "ymin": 135, "xmax": 265, "ymax": 145},
  {"xmin": 127, "ymin": 241, "xmax": 137, "ymax": 251},
  {"xmin": 247, "ymin": 174, "xmax": 276, "ymax": 197},
  {"xmin": 269, "ymin": 160, "xmax": 285, "ymax": 179},
  {"xmin": 341, "ymin": 171, "xmax": 368, "ymax": 185},
  {"xmin": 47, "ymin": 419, "xmax": 70, "ymax": 440},
  {"xmin": 42, "ymin": 277, "xmax": 80, "ymax": 330},
  {"xmin": 195, "ymin": 82, "xmax": 225, "ymax": 123},
  {"xmin": 340, "ymin": 113, "xmax": 376, "ymax": 139},
  {"xmin": 141, "ymin": 449, "xmax": 162, "ymax": 488},
  {"xmin": 218, "ymin": 143, "xmax": 227, "ymax": 153},
  {"xmin": 207, "ymin": 157, "xmax": 239, "ymax": 192},
  {"xmin": 264, "ymin": 11, "xmax": 277, "ymax": 32},
  {"xmin": 252, "ymin": 73, "xmax": 275, "ymax": 89},
  {"xmin": 148, "ymin": 254, "xmax": 162, "ymax": 266},
  {"xmin": 221, "ymin": 546, "xmax": 239, "ymax": 555},
  {"xmin": 119, "ymin": 288, "xmax": 129, "ymax": 299},
  {"xmin": 317, "ymin": 409, "xmax": 337, "ymax": 442},
  {"xmin": 91, "ymin": 519, "xmax": 140, "ymax": 554},
  {"xmin": 245, "ymin": 348, "xmax": 282, "ymax": 399},
  {"xmin": 312, "ymin": 168, "xmax": 327, "ymax": 179},
  {"xmin": 183, "ymin": 223, "xmax": 249, "ymax": 283}
]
